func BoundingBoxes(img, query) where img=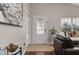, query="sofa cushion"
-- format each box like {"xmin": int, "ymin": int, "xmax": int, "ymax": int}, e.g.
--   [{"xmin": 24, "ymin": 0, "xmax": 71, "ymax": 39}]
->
[{"xmin": 56, "ymin": 35, "xmax": 74, "ymax": 48}]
